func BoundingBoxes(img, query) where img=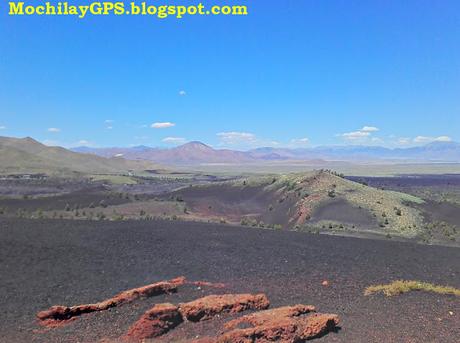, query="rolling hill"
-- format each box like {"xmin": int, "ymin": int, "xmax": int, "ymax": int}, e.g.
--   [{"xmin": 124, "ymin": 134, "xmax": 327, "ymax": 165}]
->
[
  {"xmin": 0, "ymin": 136, "xmax": 156, "ymax": 175},
  {"xmin": 164, "ymin": 170, "xmax": 425, "ymax": 239}
]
